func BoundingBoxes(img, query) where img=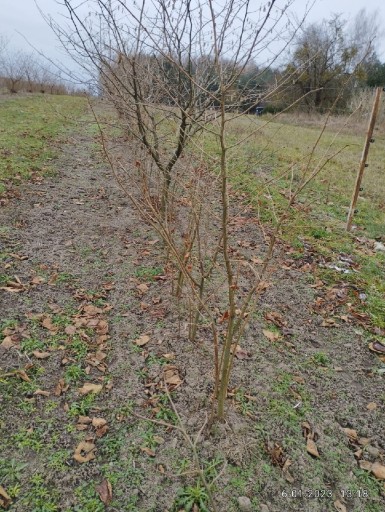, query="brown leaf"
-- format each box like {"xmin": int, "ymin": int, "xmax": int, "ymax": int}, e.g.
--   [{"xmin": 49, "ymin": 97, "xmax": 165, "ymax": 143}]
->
[
  {"xmin": 354, "ymin": 449, "xmax": 363, "ymax": 459},
  {"xmin": 334, "ymin": 499, "xmax": 347, "ymax": 512},
  {"xmin": 141, "ymin": 446, "xmax": 156, "ymax": 457},
  {"xmin": 282, "ymin": 458, "xmax": 295, "ymax": 483},
  {"xmin": 31, "ymin": 276, "xmax": 45, "ymax": 285},
  {"xmin": 92, "ymin": 417, "xmax": 107, "ymax": 428},
  {"xmin": 371, "ymin": 462, "xmax": 385, "ymax": 480},
  {"xmin": 1, "ymin": 337, "xmax": 16, "ymax": 349},
  {"xmin": 162, "ymin": 353, "xmax": 175, "ymax": 360},
  {"xmin": 163, "ymin": 367, "xmax": 182, "ymax": 387},
  {"xmin": 34, "ymin": 389, "xmax": 50, "ymax": 397},
  {"xmin": 96, "ymin": 320, "xmax": 109, "ymax": 335},
  {"xmin": 136, "ymin": 283, "xmax": 149, "ymax": 294},
  {"xmin": 16, "ymin": 370, "xmax": 30, "ymax": 382},
  {"xmin": 359, "ymin": 460, "xmax": 373, "ymax": 471},
  {"xmin": 367, "ymin": 402, "xmax": 377, "ymax": 411},
  {"xmin": 134, "ymin": 335, "xmax": 150, "ymax": 346},
  {"xmin": 164, "ymin": 374, "xmax": 182, "ymax": 386},
  {"xmin": 266, "ymin": 441, "xmax": 286, "ymax": 467},
  {"xmin": 342, "ymin": 428, "xmax": 358, "ymax": 442},
  {"xmin": 54, "ymin": 378, "xmax": 67, "ymax": 396},
  {"xmin": 42, "ymin": 316, "xmax": 58, "ymax": 333},
  {"xmin": 76, "ymin": 424, "xmax": 89, "ymax": 431},
  {"xmin": 95, "ymin": 425, "xmax": 109, "ymax": 438},
  {"xmin": 219, "ymin": 311, "xmax": 229, "ymax": 323},
  {"xmin": 234, "ymin": 347, "xmax": 252, "ymax": 360},
  {"xmin": 32, "ymin": 350, "xmax": 50, "ymax": 359},
  {"xmin": 78, "ymin": 416, "xmax": 92, "ymax": 424},
  {"xmin": 65, "ymin": 325, "xmax": 77, "ymax": 335},
  {"xmin": 96, "ymin": 479, "xmax": 112, "ymax": 506},
  {"xmin": 73, "ymin": 441, "xmax": 96, "ymax": 463},
  {"xmin": 321, "ymin": 318, "xmax": 337, "ymax": 327},
  {"xmin": 264, "ymin": 311, "xmax": 287, "ymax": 328},
  {"xmin": 0, "ymin": 485, "xmax": 12, "ymax": 509},
  {"xmin": 262, "ymin": 329, "xmax": 280, "ymax": 342},
  {"xmin": 78, "ymin": 383, "xmax": 103, "ymax": 395},
  {"xmin": 358, "ymin": 437, "xmax": 371, "ymax": 446},
  {"xmin": 256, "ymin": 280, "xmax": 271, "ymax": 293},
  {"xmin": 0, "ymin": 277, "xmax": 26, "ymax": 292},
  {"xmin": 306, "ymin": 438, "xmax": 320, "ymax": 458}
]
